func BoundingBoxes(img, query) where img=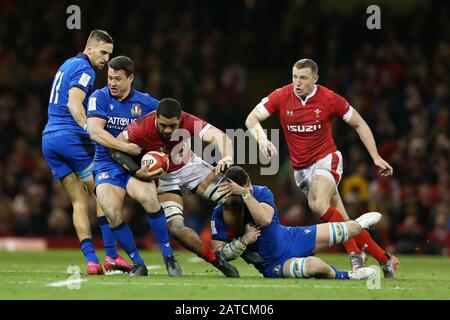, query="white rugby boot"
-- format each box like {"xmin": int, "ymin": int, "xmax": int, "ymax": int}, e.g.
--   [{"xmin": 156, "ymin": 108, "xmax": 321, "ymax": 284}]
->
[{"xmin": 355, "ymin": 212, "xmax": 382, "ymax": 229}]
